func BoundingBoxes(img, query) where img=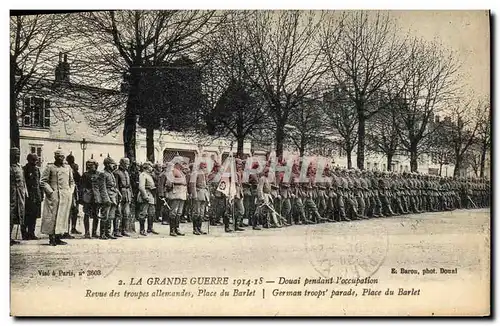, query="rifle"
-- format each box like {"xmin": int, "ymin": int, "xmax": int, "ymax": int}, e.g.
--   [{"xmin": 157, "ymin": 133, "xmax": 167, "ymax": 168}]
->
[
  {"xmin": 257, "ymin": 201, "xmax": 289, "ymax": 226},
  {"xmin": 160, "ymin": 197, "xmax": 171, "ymax": 210}
]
